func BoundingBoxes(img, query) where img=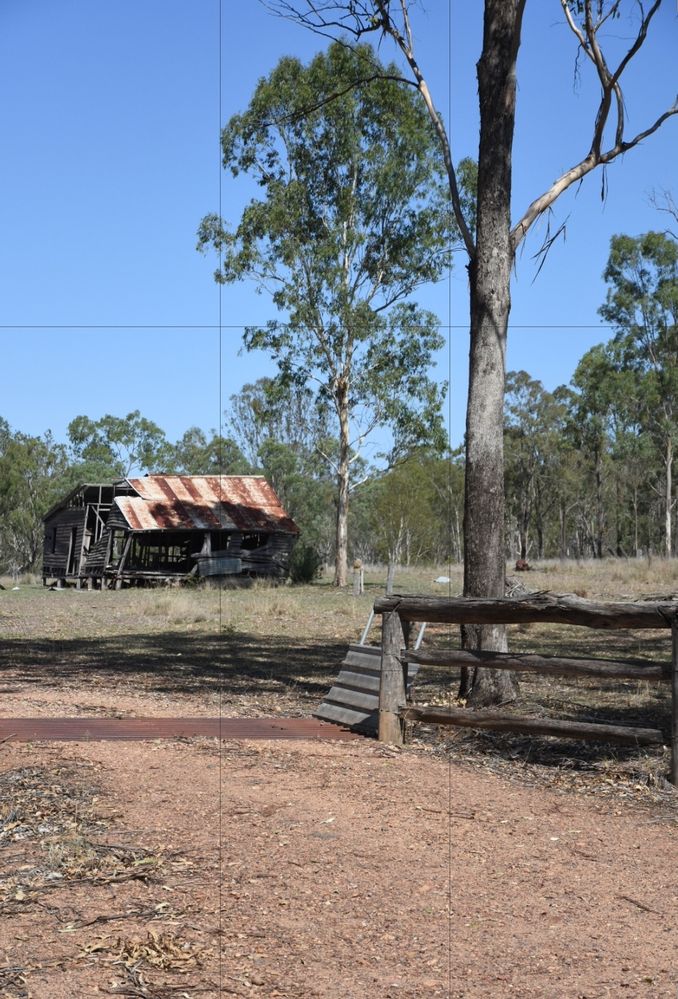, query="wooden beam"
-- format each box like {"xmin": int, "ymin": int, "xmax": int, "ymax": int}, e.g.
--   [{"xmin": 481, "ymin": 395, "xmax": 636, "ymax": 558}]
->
[
  {"xmin": 403, "ymin": 648, "xmax": 668, "ymax": 683},
  {"xmin": 400, "ymin": 706, "xmax": 665, "ymax": 746},
  {"xmin": 116, "ymin": 534, "xmax": 133, "ymax": 581},
  {"xmin": 378, "ymin": 611, "xmax": 406, "ymax": 745},
  {"xmin": 374, "ymin": 592, "xmax": 677, "ymax": 630}
]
